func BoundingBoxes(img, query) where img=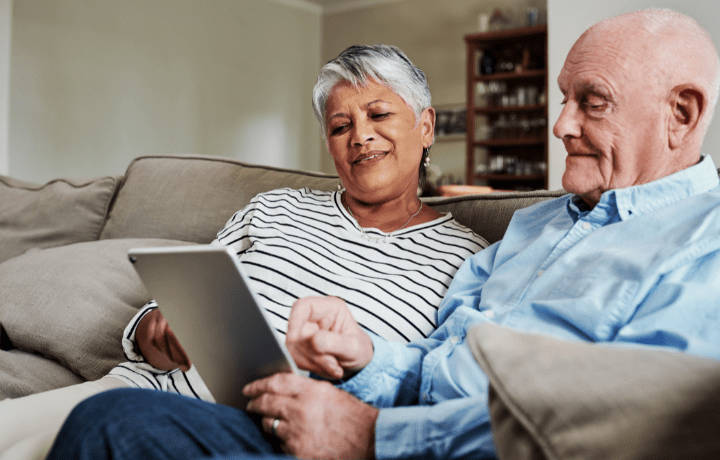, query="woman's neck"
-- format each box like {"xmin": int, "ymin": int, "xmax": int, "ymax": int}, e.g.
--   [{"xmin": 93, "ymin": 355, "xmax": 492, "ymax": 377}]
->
[{"xmin": 342, "ymin": 191, "xmax": 429, "ymax": 233}]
